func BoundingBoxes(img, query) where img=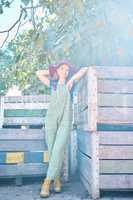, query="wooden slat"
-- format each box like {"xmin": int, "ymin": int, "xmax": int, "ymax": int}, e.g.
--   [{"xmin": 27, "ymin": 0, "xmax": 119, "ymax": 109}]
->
[
  {"xmin": 4, "ymin": 117, "xmax": 44, "ymax": 125},
  {"xmin": 77, "ymin": 149, "xmax": 91, "ymax": 181},
  {"xmin": 0, "ymin": 163, "xmax": 48, "ymax": 177},
  {"xmin": 98, "ymin": 93, "xmax": 133, "ymax": 107},
  {"xmin": 77, "ymin": 130, "xmax": 92, "ymax": 157},
  {"xmin": 91, "ymin": 132, "xmax": 100, "ymax": 199},
  {"xmin": 98, "ymin": 79, "xmax": 133, "ymax": 93},
  {"xmin": 100, "ymin": 160, "xmax": 133, "ymax": 174},
  {"xmin": 87, "ymin": 67, "xmax": 98, "ymax": 131},
  {"xmin": 99, "ymin": 131, "xmax": 133, "ymax": 145},
  {"xmin": 0, "ymin": 140, "xmax": 47, "ymax": 151},
  {"xmin": 77, "ymin": 109, "xmax": 88, "ymax": 130},
  {"xmin": 4, "ymin": 95, "xmax": 50, "ymax": 103},
  {"xmin": 69, "ymin": 130, "xmax": 77, "ymax": 175},
  {"xmin": 0, "ymin": 129, "xmax": 44, "ymax": 140},
  {"xmin": 100, "ymin": 146, "xmax": 133, "ymax": 159},
  {"xmin": 77, "ymin": 67, "xmax": 97, "ymax": 132},
  {"xmin": 0, "ymin": 96, "xmax": 4, "ymax": 128},
  {"xmin": 76, "ymin": 122, "xmax": 89, "ymax": 132},
  {"xmin": 0, "ymin": 151, "xmax": 48, "ymax": 164},
  {"xmin": 77, "ymin": 78, "xmax": 88, "ymax": 109},
  {"xmin": 79, "ymin": 172, "xmax": 91, "ymax": 195},
  {"xmin": 4, "ymin": 102, "xmax": 49, "ymax": 110},
  {"xmin": 100, "ymin": 175, "xmax": 133, "ymax": 189},
  {"xmin": 98, "ymin": 107, "xmax": 133, "ymax": 124},
  {"xmin": 96, "ymin": 66, "xmax": 133, "ymax": 79}
]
